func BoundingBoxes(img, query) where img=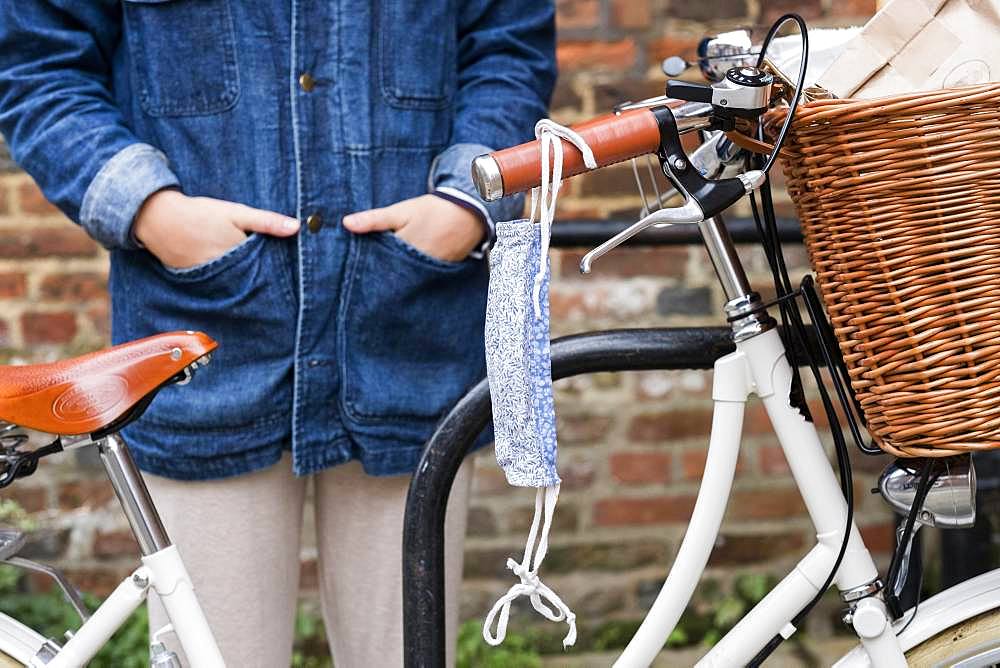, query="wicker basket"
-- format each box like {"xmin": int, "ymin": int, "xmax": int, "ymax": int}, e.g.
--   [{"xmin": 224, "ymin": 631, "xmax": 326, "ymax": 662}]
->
[{"xmin": 780, "ymin": 83, "xmax": 1000, "ymax": 458}]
